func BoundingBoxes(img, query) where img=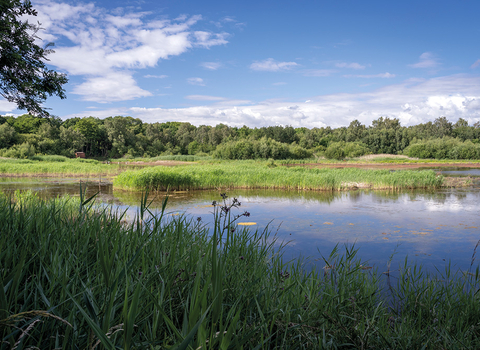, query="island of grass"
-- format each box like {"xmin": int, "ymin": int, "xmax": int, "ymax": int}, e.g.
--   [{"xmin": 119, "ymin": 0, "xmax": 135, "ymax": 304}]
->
[
  {"xmin": 113, "ymin": 160, "xmax": 444, "ymax": 191},
  {"xmin": 4, "ymin": 155, "xmax": 480, "ymax": 190}
]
